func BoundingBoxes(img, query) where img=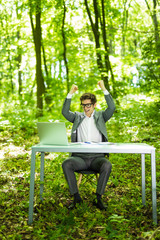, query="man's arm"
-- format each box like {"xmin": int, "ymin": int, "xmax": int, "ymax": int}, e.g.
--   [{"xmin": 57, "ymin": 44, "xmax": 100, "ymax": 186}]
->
[
  {"xmin": 98, "ymin": 80, "xmax": 116, "ymax": 122},
  {"xmin": 62, "ymin": 85, "xmax": 78, "ymax": 123}
]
